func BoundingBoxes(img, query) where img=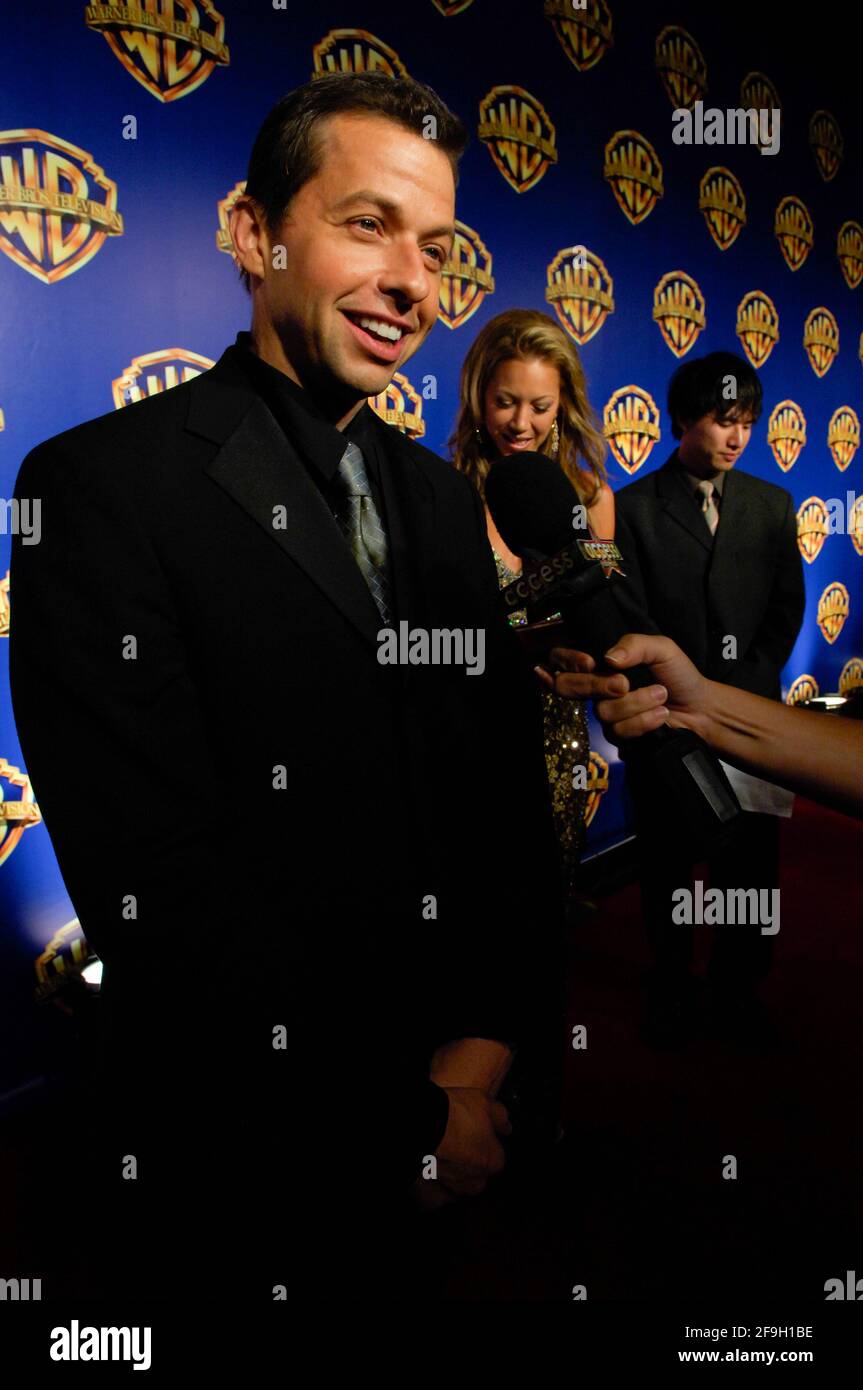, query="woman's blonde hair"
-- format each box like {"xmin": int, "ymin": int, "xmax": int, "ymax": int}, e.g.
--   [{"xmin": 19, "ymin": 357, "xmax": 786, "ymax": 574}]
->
[{"xmin": 448, "ymin": 308, "xmax": 608, "ymax": 505}]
